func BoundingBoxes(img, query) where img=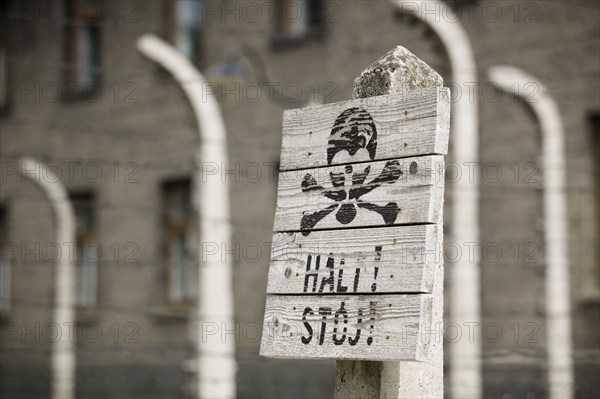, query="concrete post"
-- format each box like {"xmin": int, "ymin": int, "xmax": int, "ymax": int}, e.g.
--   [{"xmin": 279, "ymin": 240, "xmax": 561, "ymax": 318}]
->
[
  {"xmin": 389, "ymin": 3, "xmax": 482, "ymax": 397},
  {"xmin": 334, "ymin": 46, "xmax": 445, "ymax": 399},
  {"xmin": 19, "ymin": 157, "xmax": 77, "ymax": 399},
  {"xmin": 137, "ymin": 35, "xmax": 236, "ymax": 399},
  {"xmin": 488, "ymin": 66, "xmax": 573, "ymax": 399}
]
